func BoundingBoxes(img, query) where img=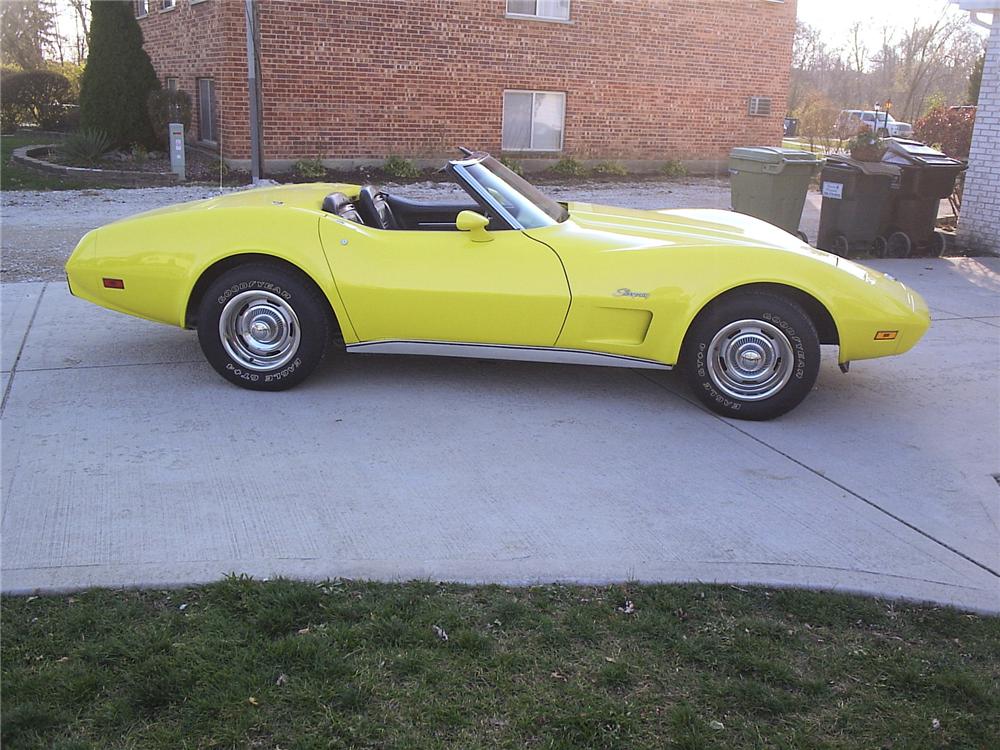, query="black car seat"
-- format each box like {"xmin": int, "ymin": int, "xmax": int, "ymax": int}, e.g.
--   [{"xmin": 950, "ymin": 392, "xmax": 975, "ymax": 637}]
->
[
  {"xmin": 356, "ymin": 185, "xmax": 398, "ymax": 230},
  {"xmin": 321, "ymin": 192, "xmax": 364, "ymax": 224}
]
